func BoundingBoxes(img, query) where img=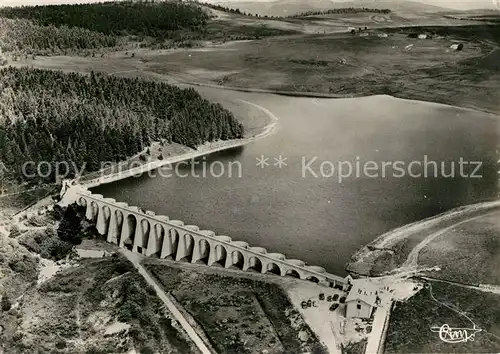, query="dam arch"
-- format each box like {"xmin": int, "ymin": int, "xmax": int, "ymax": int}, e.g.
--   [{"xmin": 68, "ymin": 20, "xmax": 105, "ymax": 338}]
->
[
  {"xmin": 265, "ymin": 263, "xmax": 282, "ymax": 276},
  {"xmin": 195, "ymin": 239, "xmax": 211, "ymax": 264},
  {"xmin": 229, "ymin": 250, "xmax": 245, "ymax": 270},
  {"xmin": 121, "ymin": 214, "xmax": 137, "ymax": 250},
  {"xmin": 247, "ymin": 257, "xmax": 263, "ymax": 272},
  {"xmin": 211, "ymin": 244, "xmax": 228, "ymax": 267},
  {"xmin": 285, "ymin": 269, "xmax": 301, "ymax": 279}
]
